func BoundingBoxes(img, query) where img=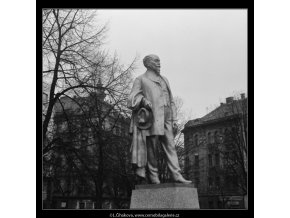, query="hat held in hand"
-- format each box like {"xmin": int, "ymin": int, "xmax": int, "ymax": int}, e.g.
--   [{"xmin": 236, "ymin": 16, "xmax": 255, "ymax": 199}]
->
[{"xmin": 136, "ymin": 107, "xmax": 153, "ymax": 130}]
